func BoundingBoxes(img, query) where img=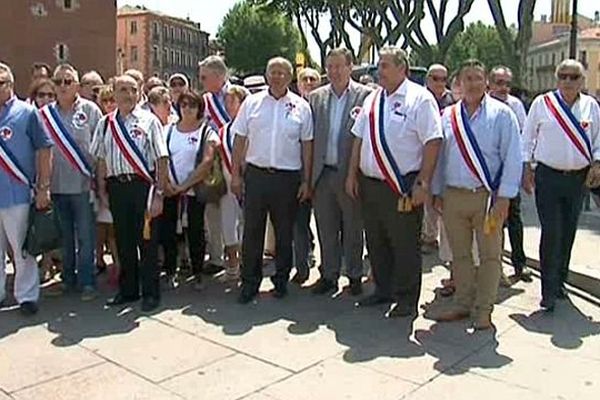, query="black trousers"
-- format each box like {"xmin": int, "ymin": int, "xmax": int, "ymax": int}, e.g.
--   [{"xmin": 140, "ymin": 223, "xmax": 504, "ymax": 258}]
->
[
  {"xmin": 108, "ymin": 178, "xmax": 161, "ymax": 300},
  {"xmin": 160, "ymin": 195, "xmax": 206, "ymax": 276},
  {"xmin": 506, "ymin": 194, "xmax": 527, "ymax": 270},
  {"xmin": 535, "ymin": 163, "xmax": 587, "ymax": 302},
  {"xmin": 359, "ymin": 175, "xmax": 423, "ymax": 312},
  {"xmin": 241, "ymin": 165, "xmax": 300, "ymax": 293}
]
